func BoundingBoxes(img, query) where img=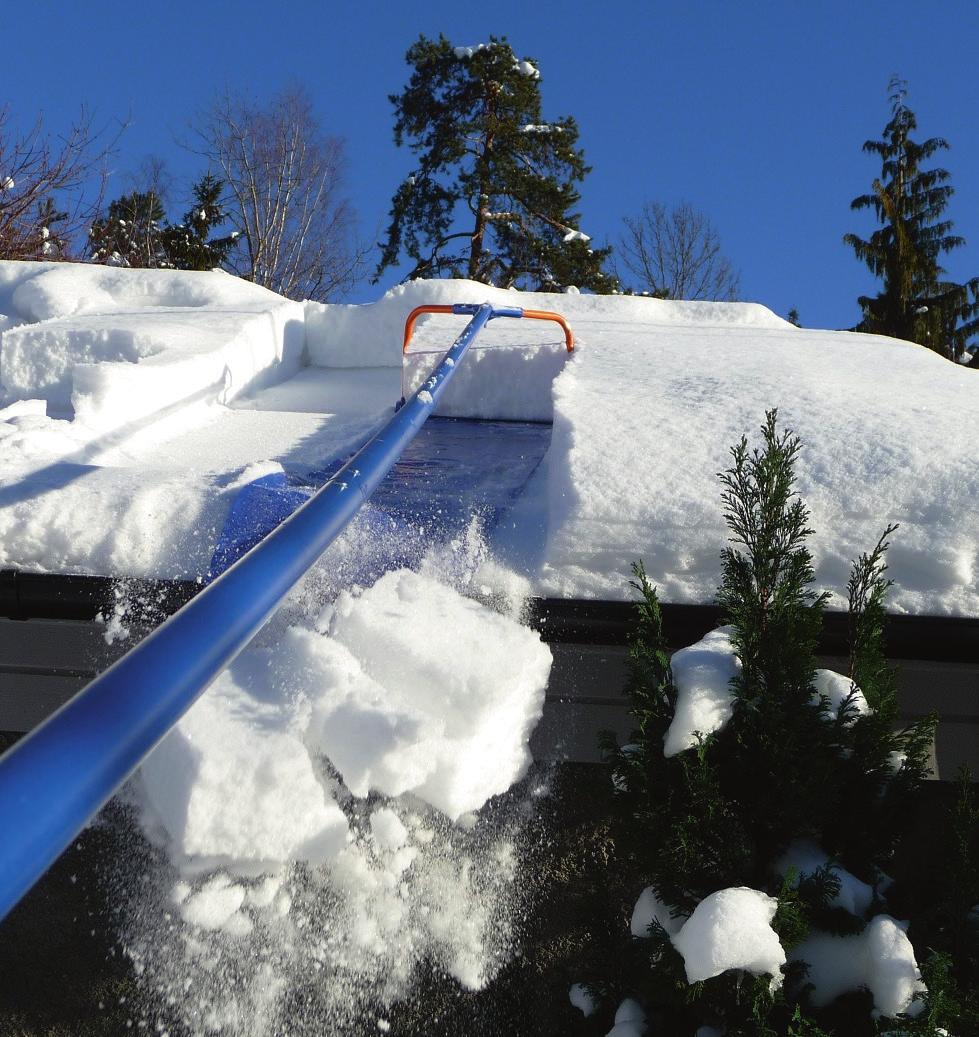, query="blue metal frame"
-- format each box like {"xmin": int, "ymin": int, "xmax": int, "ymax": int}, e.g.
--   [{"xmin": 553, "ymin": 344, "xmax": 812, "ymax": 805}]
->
[{"xmin": 0, "ymin": 302, "xmax": 523, "ymax": 921}]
